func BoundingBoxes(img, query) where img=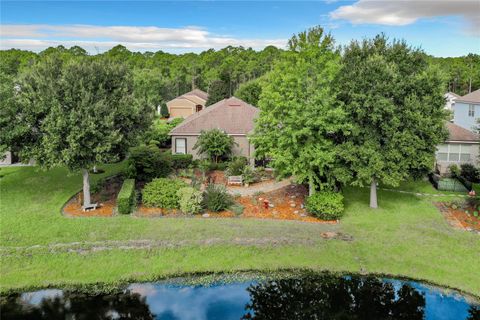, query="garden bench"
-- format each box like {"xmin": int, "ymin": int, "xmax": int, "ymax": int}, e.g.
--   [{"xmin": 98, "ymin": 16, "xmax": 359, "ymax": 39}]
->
[
  {"xmin": 228, "ymin": 175, "xmax": 243, "ymax": 186},
  {"xmin": 82, "ymin": 203, "xmax": 99, "ymax": 211}
]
